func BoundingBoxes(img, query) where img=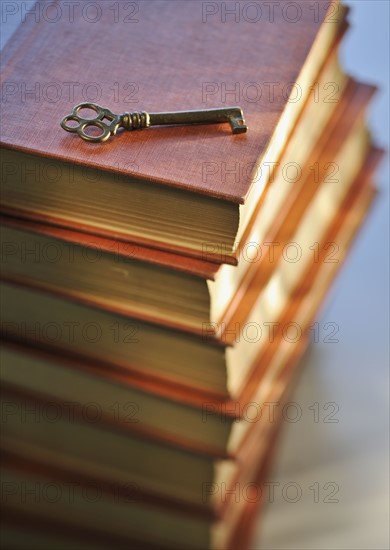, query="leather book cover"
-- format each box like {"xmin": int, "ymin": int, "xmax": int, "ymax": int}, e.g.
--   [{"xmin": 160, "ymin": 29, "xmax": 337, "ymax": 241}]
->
[{"xmin": 1, "ymin": 0, "xmax": 344, "ymax": 203}]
